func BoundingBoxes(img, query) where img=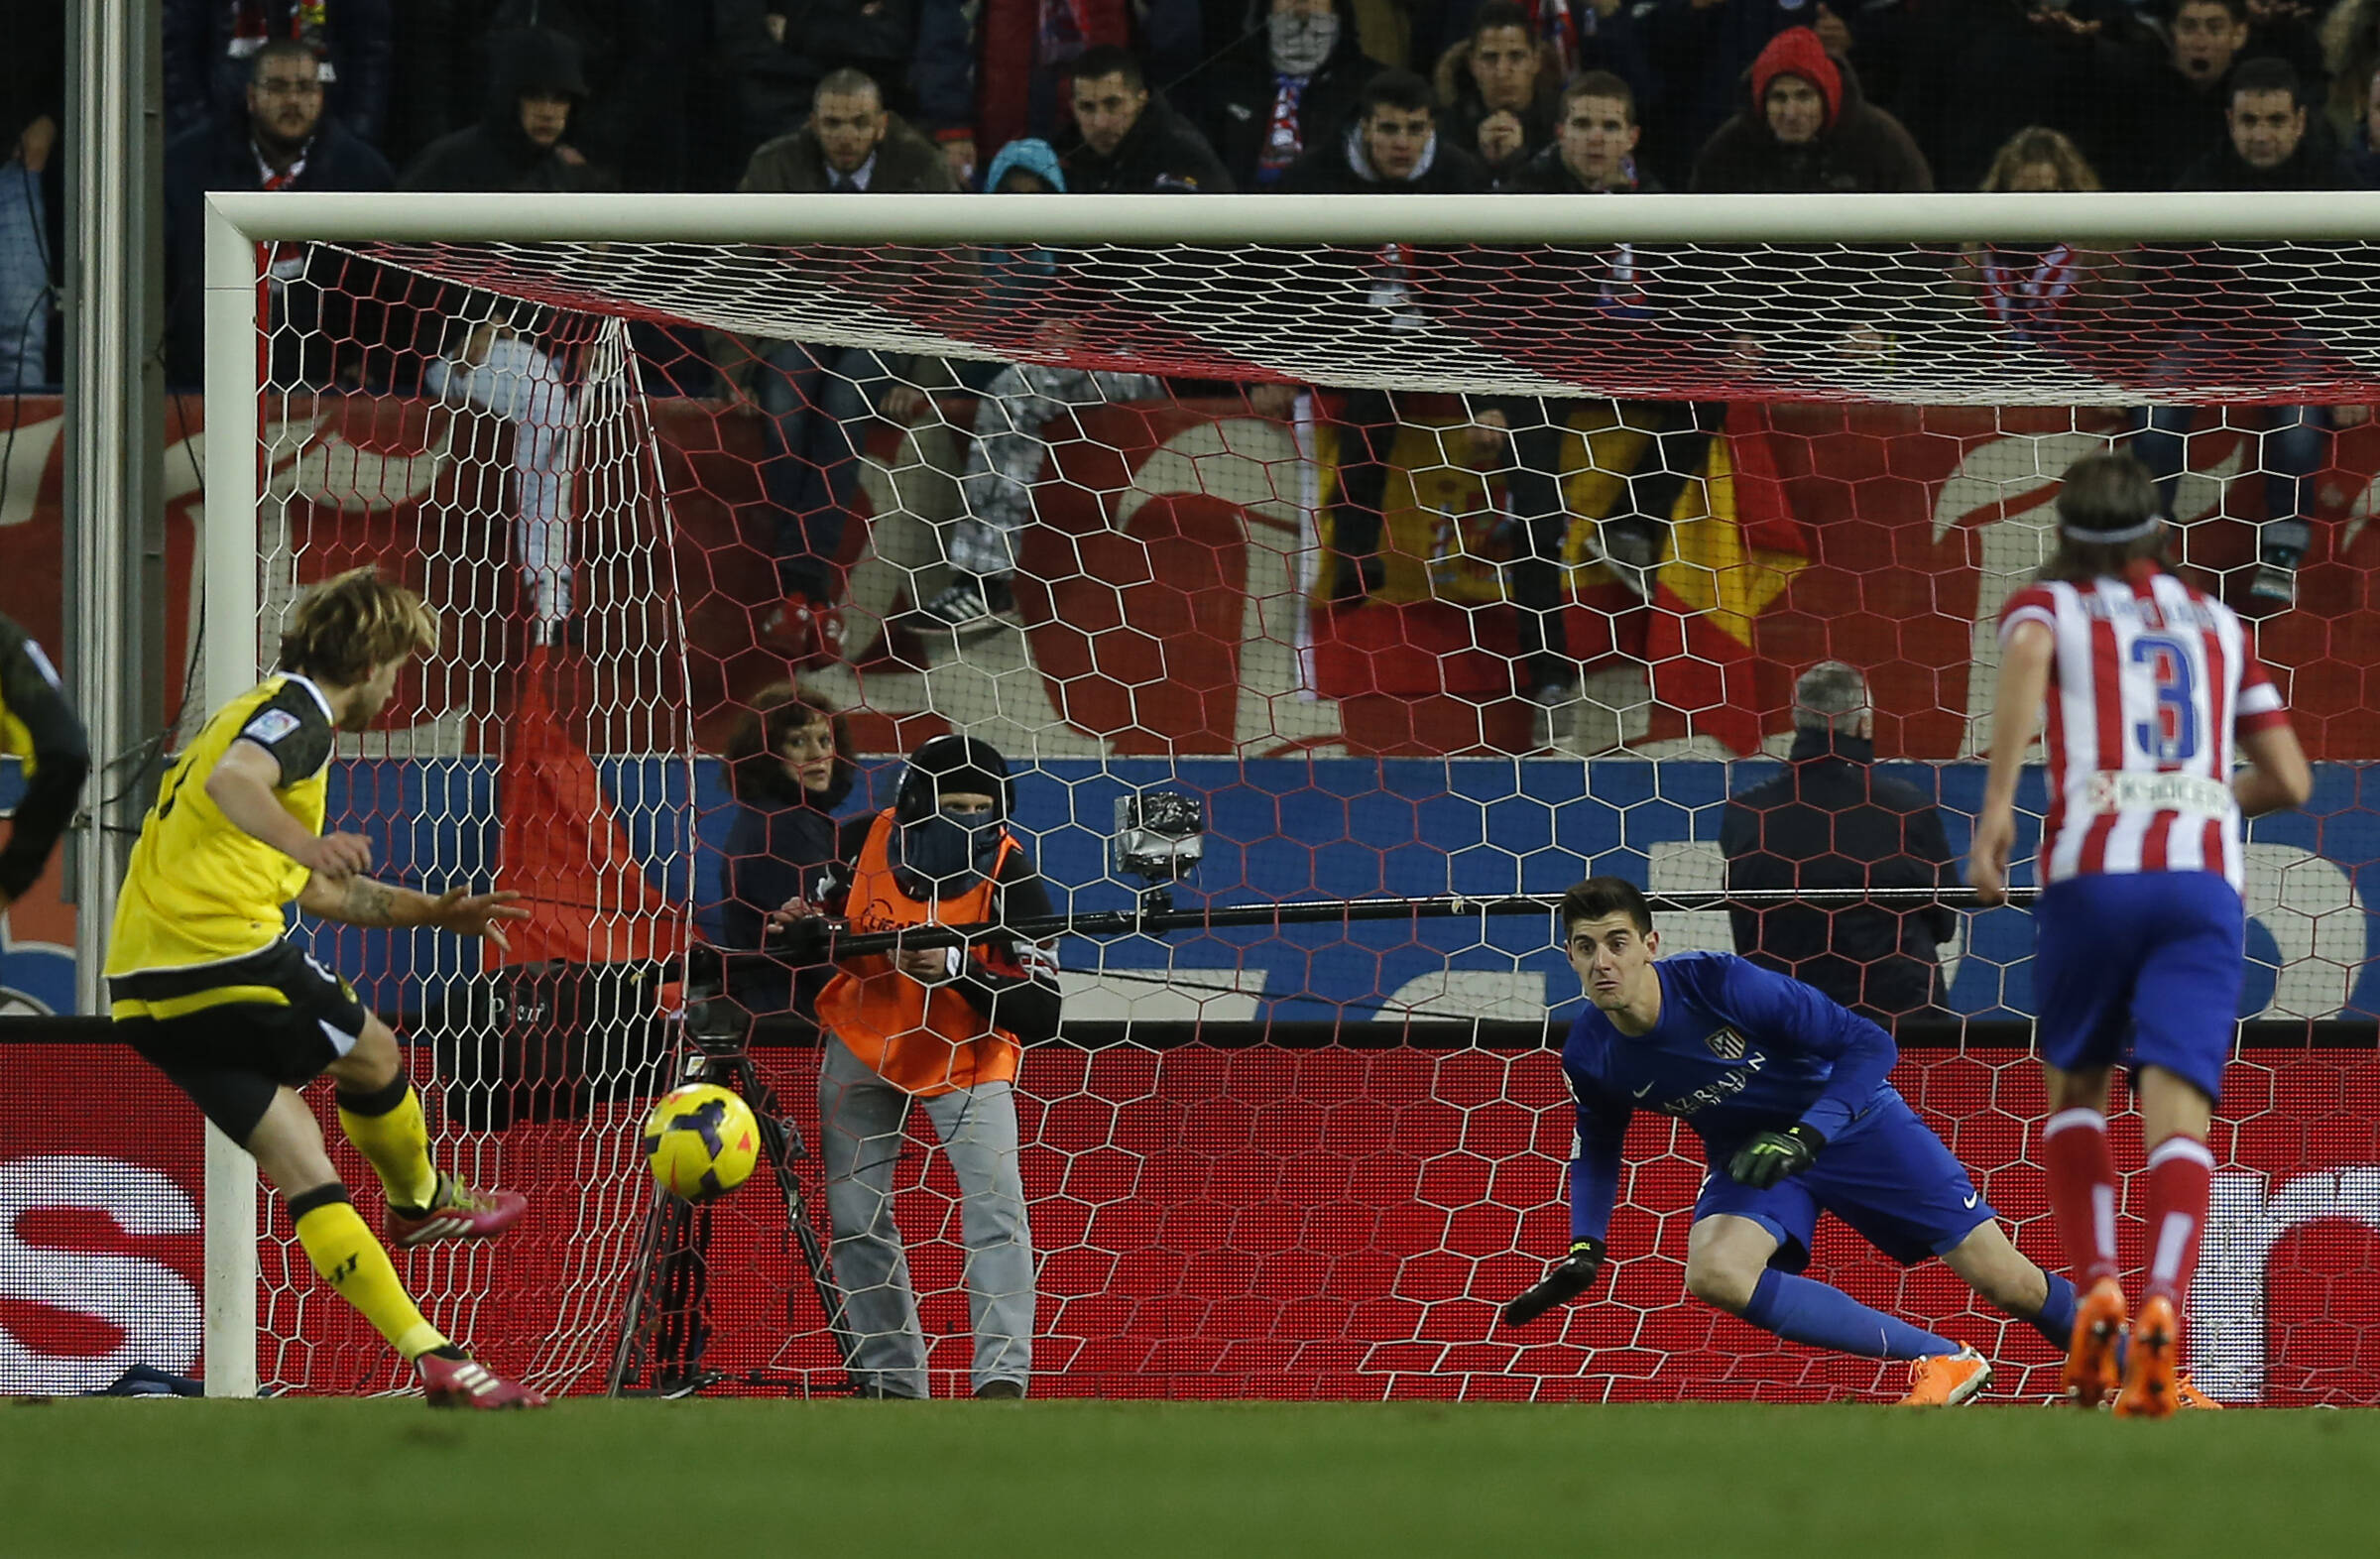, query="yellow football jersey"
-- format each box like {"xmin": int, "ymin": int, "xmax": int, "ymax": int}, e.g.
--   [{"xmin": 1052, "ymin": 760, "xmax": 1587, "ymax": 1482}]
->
[{"xmin": 105, "ymin": 674, "xmax": 338, "ymax": 977}]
